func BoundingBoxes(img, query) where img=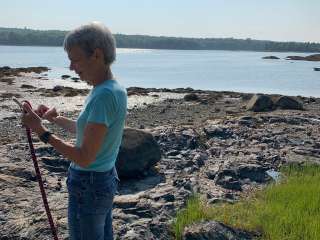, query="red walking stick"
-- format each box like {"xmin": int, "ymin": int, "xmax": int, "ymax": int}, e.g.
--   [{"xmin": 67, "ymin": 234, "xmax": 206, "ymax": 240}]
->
[{"xmin": 13, "ymin": 98, "xmax": 59, "ymax": 240}]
